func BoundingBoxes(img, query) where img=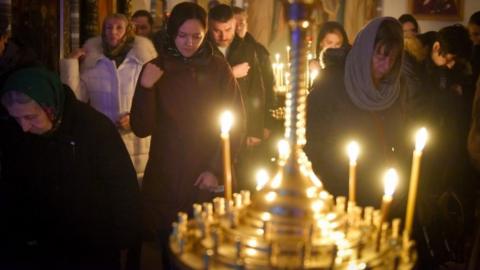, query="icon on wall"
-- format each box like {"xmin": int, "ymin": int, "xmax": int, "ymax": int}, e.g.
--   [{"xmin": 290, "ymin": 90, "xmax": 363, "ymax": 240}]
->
[{"xmin": 408, "ymin": 0, "xmax": 463, "ymax": 21}]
